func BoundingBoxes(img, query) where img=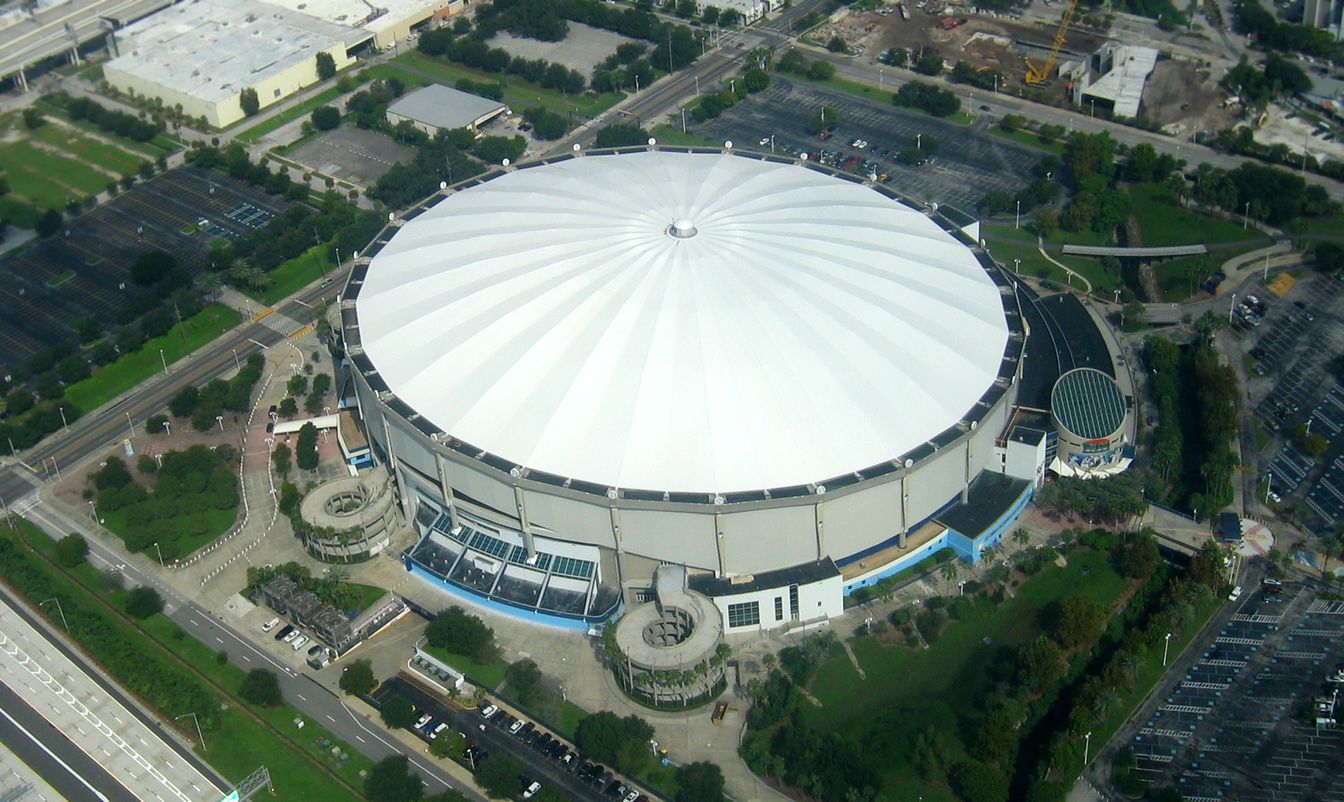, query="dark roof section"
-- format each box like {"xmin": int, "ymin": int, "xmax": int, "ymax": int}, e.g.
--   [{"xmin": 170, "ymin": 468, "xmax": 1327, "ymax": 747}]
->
[
  {"xmin": 1216, "ymin": 511, "xmax": 1242, "ymax": 541},
  {"xmin": 688, "ymin": 558, "xmax": 839, "ymax": 597},
  {"xmin": 1052, "ymin": 368, "xmax": 1127, "ymax": 439},
  {"xmin": 1015, "ymin": 283, "xmax": 1113, "ymax": 410},
  {"xmin": 1009, "ymin": 426, "xmax": 1047, "ymax": 446},
  {"xmin": 935, "ymin": 473, "xmax": 1031, "ymax": 536}
]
